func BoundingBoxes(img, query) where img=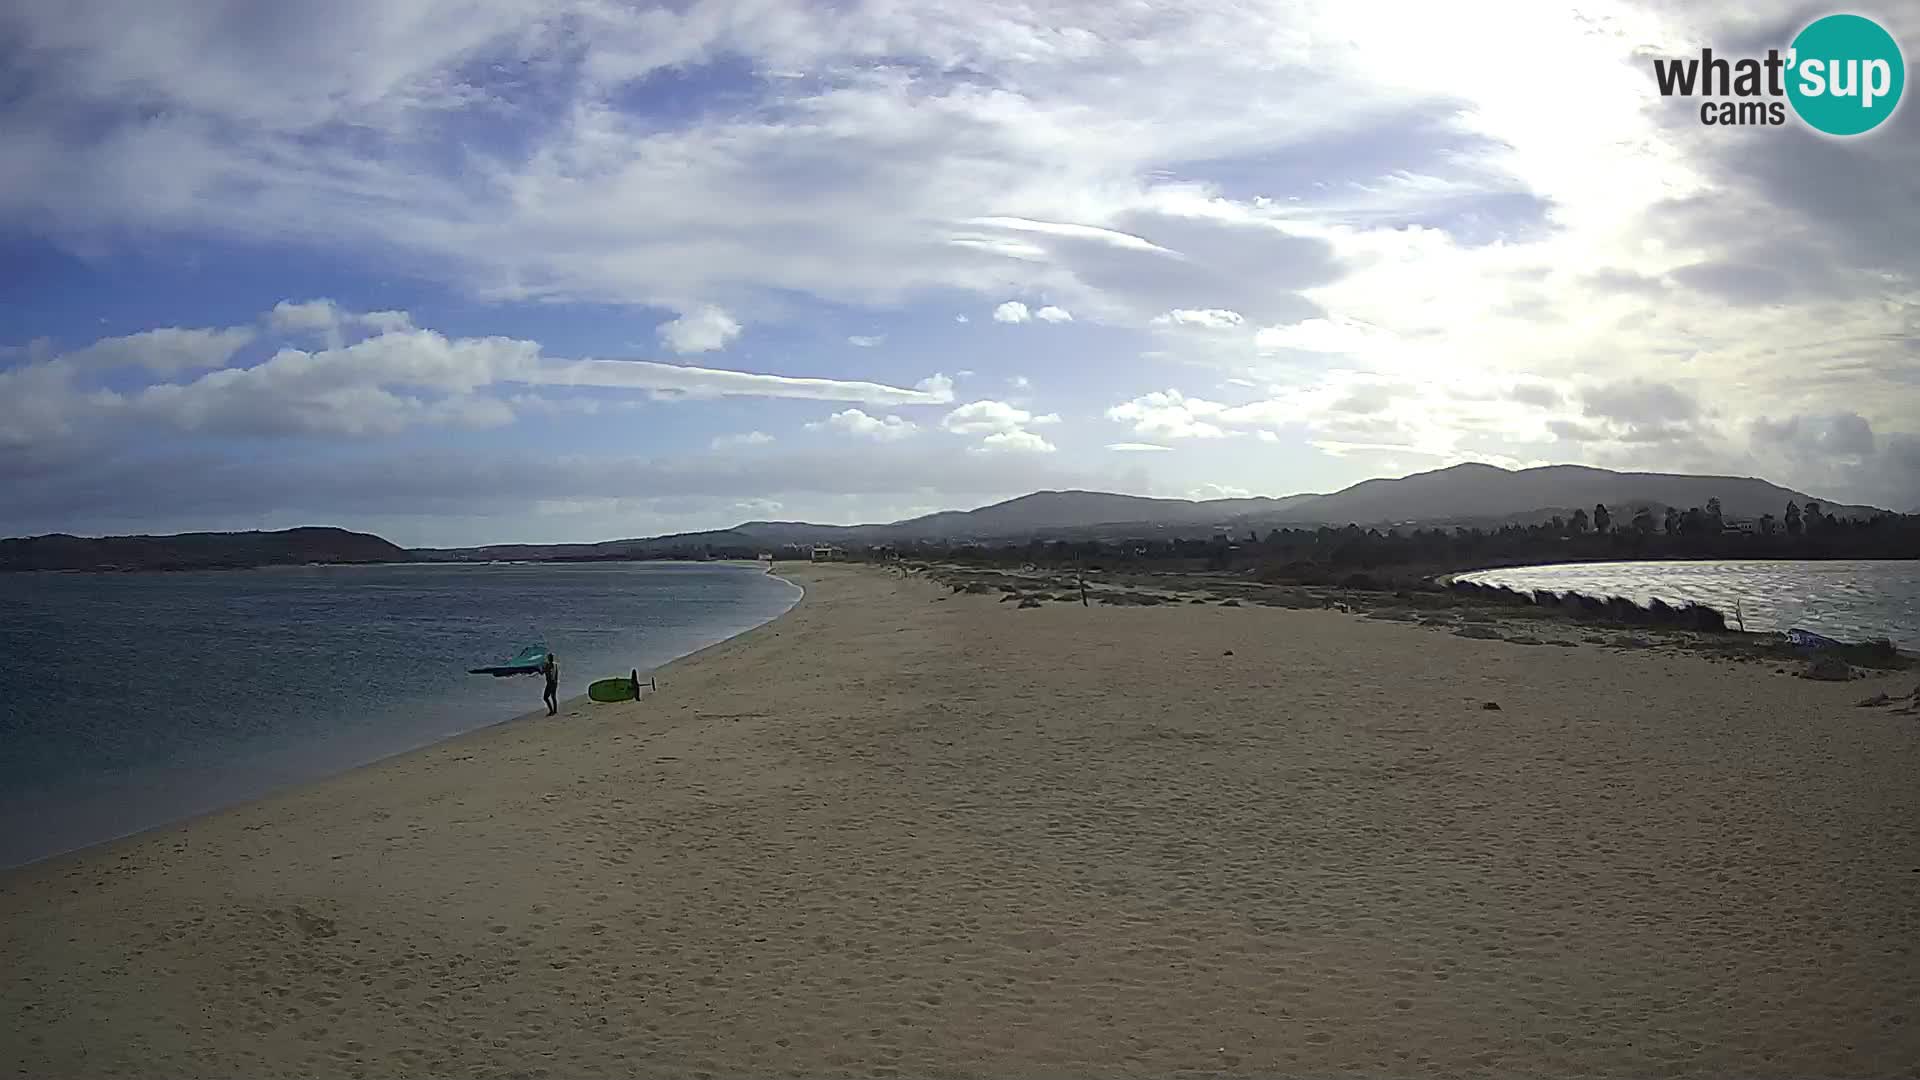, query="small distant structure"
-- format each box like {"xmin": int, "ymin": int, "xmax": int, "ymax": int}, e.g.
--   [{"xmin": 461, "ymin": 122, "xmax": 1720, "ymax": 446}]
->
[
  {"xmin": 810, "ymin": 544, "xmax": 845, "ymax": 563},
  {"xmin": 1723, "ymin": 519, "xmax": 1757, "ymax": 535}
]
